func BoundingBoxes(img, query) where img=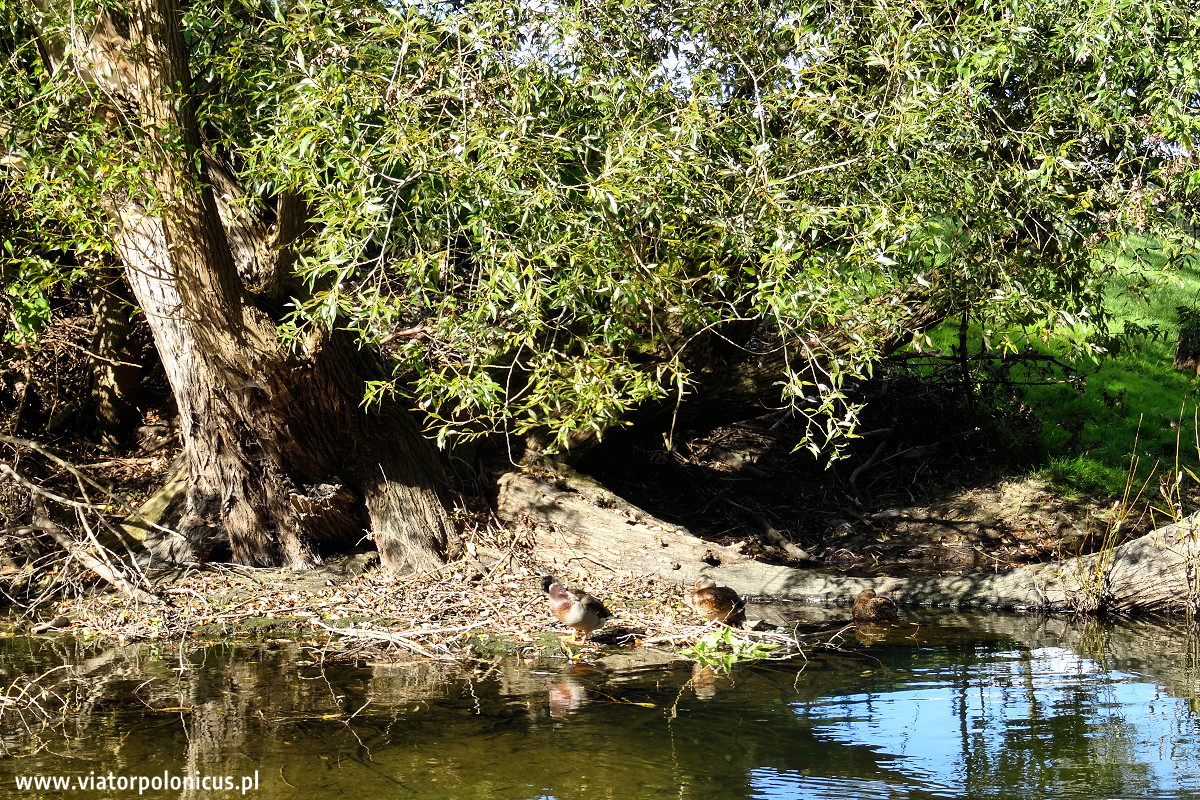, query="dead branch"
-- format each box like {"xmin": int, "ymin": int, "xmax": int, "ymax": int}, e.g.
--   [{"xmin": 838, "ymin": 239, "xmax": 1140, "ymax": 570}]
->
[
  {"xmin": 28, "ymin": 498, "xmax": 162, "ymax": 605},
  {"xmin": 310, "ymin": 619, "xmax": 484, "ymax": 660},
  {"xmin": 0, "ymin": 434, "xmax": 177, "ymax": 538}
]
